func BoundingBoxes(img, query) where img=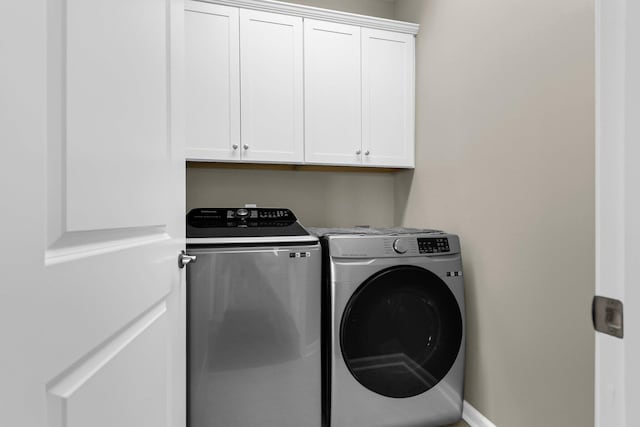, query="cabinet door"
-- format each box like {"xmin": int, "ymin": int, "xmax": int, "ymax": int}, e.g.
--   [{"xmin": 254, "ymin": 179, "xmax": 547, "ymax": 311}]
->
[
  {"xmin": 240, "ymin": 9, "xmax": 303, "ymax": 163},
  {"xmin": 304, "ymin": 19, "xmax": 362, "ymax": 165},
  {"xmin": 362, "ymin": 28, "xmax": 415, "ymax": 168},
  {"xmin": 185, "ymin": 2, "xmax": 240, "ymax": 161}
]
